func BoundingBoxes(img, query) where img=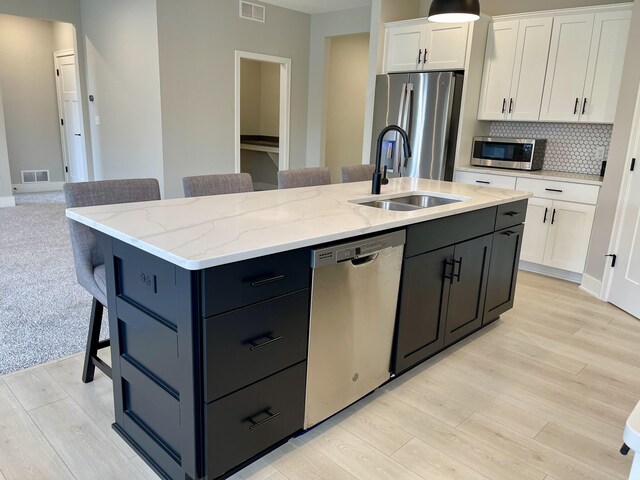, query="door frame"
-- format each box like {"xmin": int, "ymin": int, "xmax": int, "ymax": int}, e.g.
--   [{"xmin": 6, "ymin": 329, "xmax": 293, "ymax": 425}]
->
[
  {"xmin": 53, "ymin": 49, "xmax": 88, "ymax": 182},
  {"xmin": 234, "ymin": 50, "xmax": 291, "ymax": 174},
  {"xmin": 602, "ymin": 86, "xmax": 640, "ymax": 301}
]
